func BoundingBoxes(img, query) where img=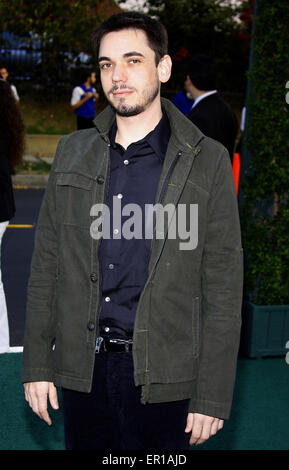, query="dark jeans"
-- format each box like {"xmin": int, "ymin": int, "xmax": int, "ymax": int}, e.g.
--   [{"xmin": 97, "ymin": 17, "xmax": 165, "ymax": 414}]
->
[
  {"xmin": 76, "ymin": 115, "xmax": 95, "ymax": 130},
  {"xmin": 61, "ymin": 351, "xmax": 191, "ymax": 450}
]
